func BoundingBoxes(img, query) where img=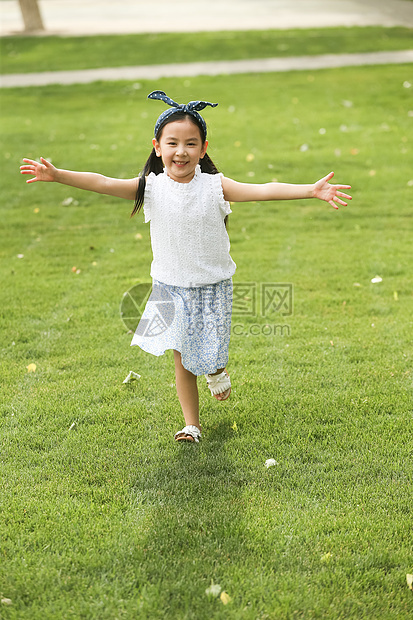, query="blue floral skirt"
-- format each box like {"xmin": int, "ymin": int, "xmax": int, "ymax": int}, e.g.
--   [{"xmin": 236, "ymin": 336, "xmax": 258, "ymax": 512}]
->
[{"xmin": 131, "ymin": 279, "xmax": 232, "ymax": 375}]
